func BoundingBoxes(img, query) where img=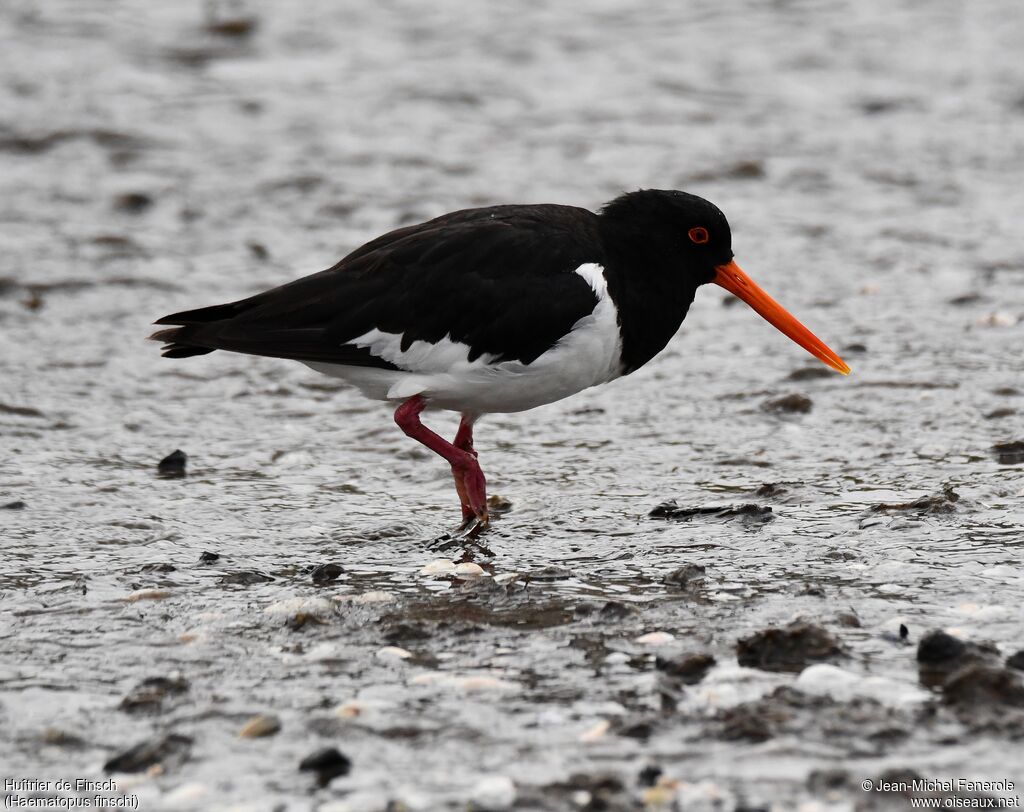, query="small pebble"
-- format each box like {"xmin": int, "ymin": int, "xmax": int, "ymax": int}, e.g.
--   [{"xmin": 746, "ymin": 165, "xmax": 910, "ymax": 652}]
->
[
  {"xmin": 206, "ymin": 15, "xmax": 259, "ymax": 37},
  {"xmin": 454, "ymin": 562, "xmax": 486, "ymax": 578},
  {"xmin": 638, "ymin": 765, "xmax": 663, "ymax": 787},
  {"xmin": 420, "ymin": 559, "xmax": 457, "ymax": 576},
  {"xmin": 579, "ymin": 719, "xmax": 610, "ymax": 742},
  {"xmin": 119, "ymin": 675, "xmax": 189, "ymax": 714},
  {"xmin": 662, "ymin": 564, "xmax": 706, "ymax": 590},
  {"xmin": 2, "ymin": 500, "xmax": 26, "ymax": 510},
  {"xmin": 219, "ymin": 570, "xmax": 274, "ymax": 586},
  {"xmin": 263, "ymin": 597, "xmax": 335, "ymax": 621},
  {"xmin": 156, "ymin": 449, "xmax": 187, "ymax": 478},
  {"xmin": 198, "ymin": 551, "xmax": 220, "ymax": 564},
  {"xmin": 104, "ymin": 733, "xmax": 192, "ymax": 774},
  {"xmin": 470, "ymin": 775, "xmax": 516, "ymax": 811},
  {"xmin": 761, "ymin": 393, "xmax": 813, "ymax": 414},
  {"xmin": 835, "ymin": 611, "xmax": 861, "ymax": 628},
  {"xmin": 635, "ymin": 631, "xmax": 675, "ymax": 646},
  {"xmin": 239, "ymin": 714, "xmax": 281, "ymax": 738},
  {"xmin": 409, "ymin": 673, "xmax": 517, "ymax": 693},
  {"xmin": 976, "ymin": 312, "xmax": 1017, "ymax": 327},
  {"xmin": 113, "ymin": 191, "xmax": 153, "ymax": 214},
  {"xmin": 298, "ymin": 746, "xmax": 351, "ymax": 787},
  {"xmin": 311, "ymin": 563, "xmax": 344, "ymax": 584},
  {"xmin": 375, "ymin": 646, "xmax": 413, "ymax": 661},
  {"xmin": 335, "ymin": 700, "xmax": 364, "ymax": 719},
  {"xmin": 123, "ymin": 589, "xmax": 172, "ymax": 603}
]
